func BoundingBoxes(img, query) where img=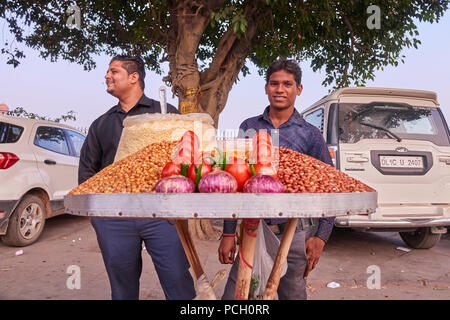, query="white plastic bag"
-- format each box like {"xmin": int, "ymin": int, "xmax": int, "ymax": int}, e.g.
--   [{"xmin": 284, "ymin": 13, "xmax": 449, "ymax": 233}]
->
[
  {"xmin": 114, "ymin": 113, "xmax": 217, "ymax": 162},
  {"xmin": 249, "ymin": 220, "xmax": 287, "ymax": 299}
]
